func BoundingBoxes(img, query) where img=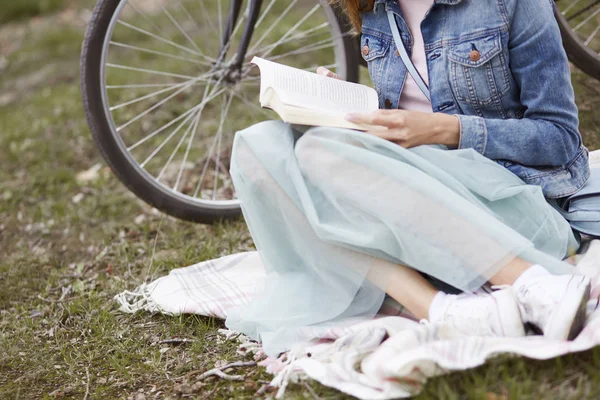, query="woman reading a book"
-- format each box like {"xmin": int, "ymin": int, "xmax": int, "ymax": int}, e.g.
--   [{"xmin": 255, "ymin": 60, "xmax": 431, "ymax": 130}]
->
[{"xmin": 225, "ymin": 0, "xmax": 593, "ymax": 356}]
